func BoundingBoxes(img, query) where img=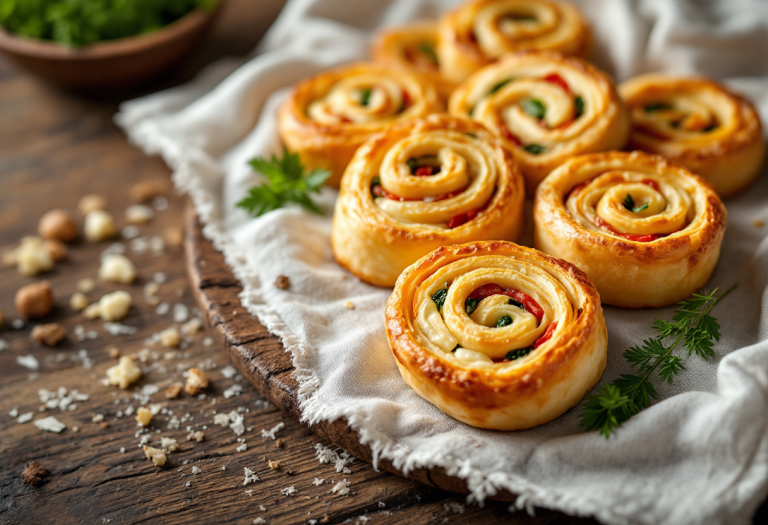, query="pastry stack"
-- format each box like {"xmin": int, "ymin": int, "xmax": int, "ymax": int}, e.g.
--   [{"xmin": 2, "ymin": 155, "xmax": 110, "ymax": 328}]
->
[{"xmin": 272, "ymin": 0, "xmax": 764, "ymax": 431}]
